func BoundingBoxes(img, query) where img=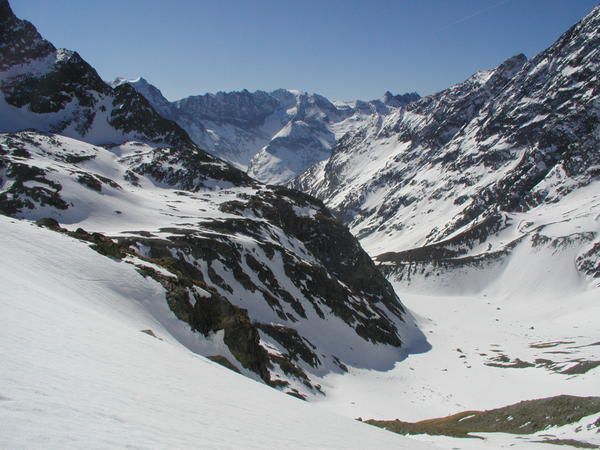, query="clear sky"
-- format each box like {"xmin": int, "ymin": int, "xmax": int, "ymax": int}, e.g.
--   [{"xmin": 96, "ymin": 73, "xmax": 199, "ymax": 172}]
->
[{"xmin": 10, "ymin": 0, "xmax": 599, "ymax": 101}]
